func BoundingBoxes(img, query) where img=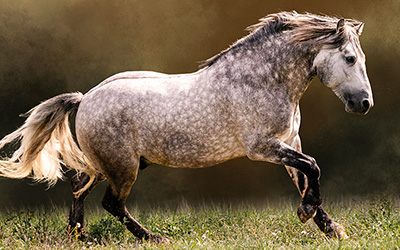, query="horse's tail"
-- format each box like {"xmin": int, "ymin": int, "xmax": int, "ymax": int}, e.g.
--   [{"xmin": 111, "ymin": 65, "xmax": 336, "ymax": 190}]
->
[{"xmin": 0, "ymin": 92, "xmax": 96, "ymax": 197}]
